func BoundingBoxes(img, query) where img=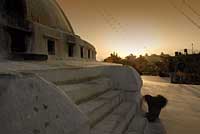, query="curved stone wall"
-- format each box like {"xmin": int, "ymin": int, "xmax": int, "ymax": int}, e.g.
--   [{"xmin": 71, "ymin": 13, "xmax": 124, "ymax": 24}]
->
[
  {"xmin": 0, "ymin": 0, "xmax": 97, "ymax": 61},
  {"xmin": 0, "ymin": 73, "xmax": 90, "ymax": 134},
  {"xmin": 26, "ymin": 0, "xmax": 74, "ymax": 34}
]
